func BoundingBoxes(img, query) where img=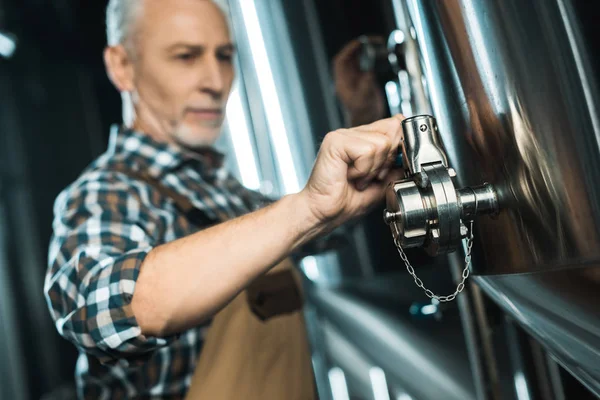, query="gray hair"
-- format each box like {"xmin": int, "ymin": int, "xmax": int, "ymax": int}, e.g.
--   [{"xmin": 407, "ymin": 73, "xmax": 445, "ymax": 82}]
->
[
  {"xmin": 106, "ymin": 0, "xmax": 143, "ymax": 48},
  {"xmin": 106, "ymin": 0, "xmax": 231, "ymax": 48}
]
